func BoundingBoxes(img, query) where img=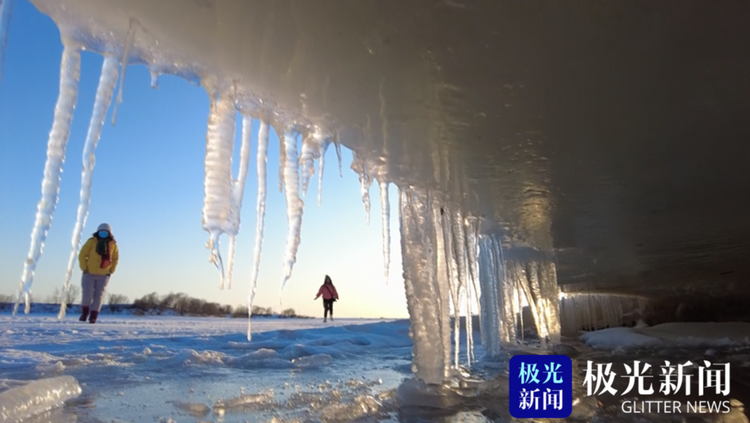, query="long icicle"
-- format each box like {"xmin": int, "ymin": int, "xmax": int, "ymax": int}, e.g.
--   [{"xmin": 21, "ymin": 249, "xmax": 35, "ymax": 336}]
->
[
  {"xmin": 14, "ymin": 42, "xmax": 81, "ymax": 315},
  {"xmin": 0, "ymin": 0, "xmax": 15, "ymax": 87},
  {"xmin": 247, "ymin": 120, "xmax": 269, "ymax": 341},
  {"xmin": 225, "ymin": 116, "xmax": 253, "ymax": 290},
  {"xmin": 58, "ymin": 55, "xmax": 118, "ymax": 320},
  {"xmin": 379, "ymin": 180, "xmax": 391, "ymax": 283},
  {"xmin": 280, "ymin": 132, "xmax": 304, "ymax": 294},
  {"xmin": 202, "ymin": 85, "xmax": 236, "ymax": 289},
  {"xmin": 111, "ymin": 18, "xmax": 137, "ymax": 126},
  {"xmin": 334, "ymin": 135, "xmax": 343, "ymax": 177},
  {"xmin": 317, "ymin": 141, "xmax": 329, "ymax": 206}
]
